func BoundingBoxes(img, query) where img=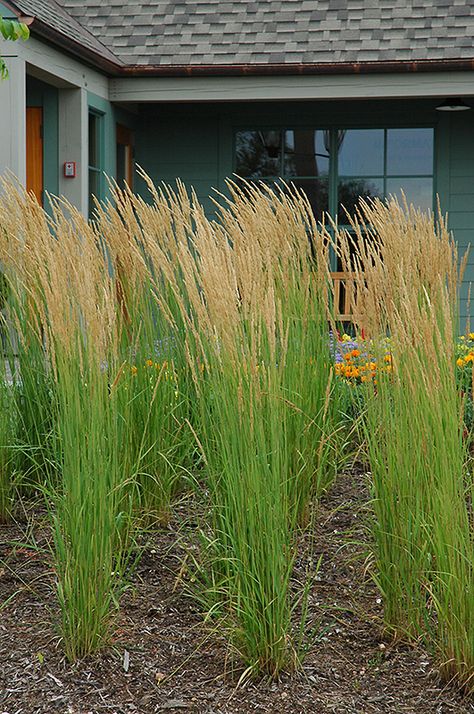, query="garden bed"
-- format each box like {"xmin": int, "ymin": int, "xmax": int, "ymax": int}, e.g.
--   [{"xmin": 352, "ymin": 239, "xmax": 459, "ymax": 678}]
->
[{"xmin": 1, "ymin": 469, "xmax": 471, "ymax": 714}]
